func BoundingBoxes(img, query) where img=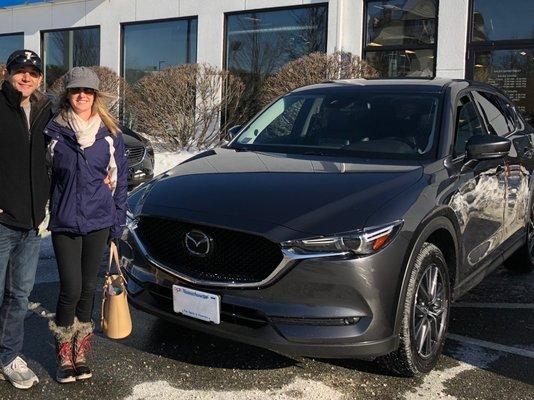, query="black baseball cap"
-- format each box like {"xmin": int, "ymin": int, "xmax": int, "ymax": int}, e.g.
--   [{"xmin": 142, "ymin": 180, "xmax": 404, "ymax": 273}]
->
[{"xmin": 6, "ymin": 50, "xmax": 43, "ymax": 74}]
